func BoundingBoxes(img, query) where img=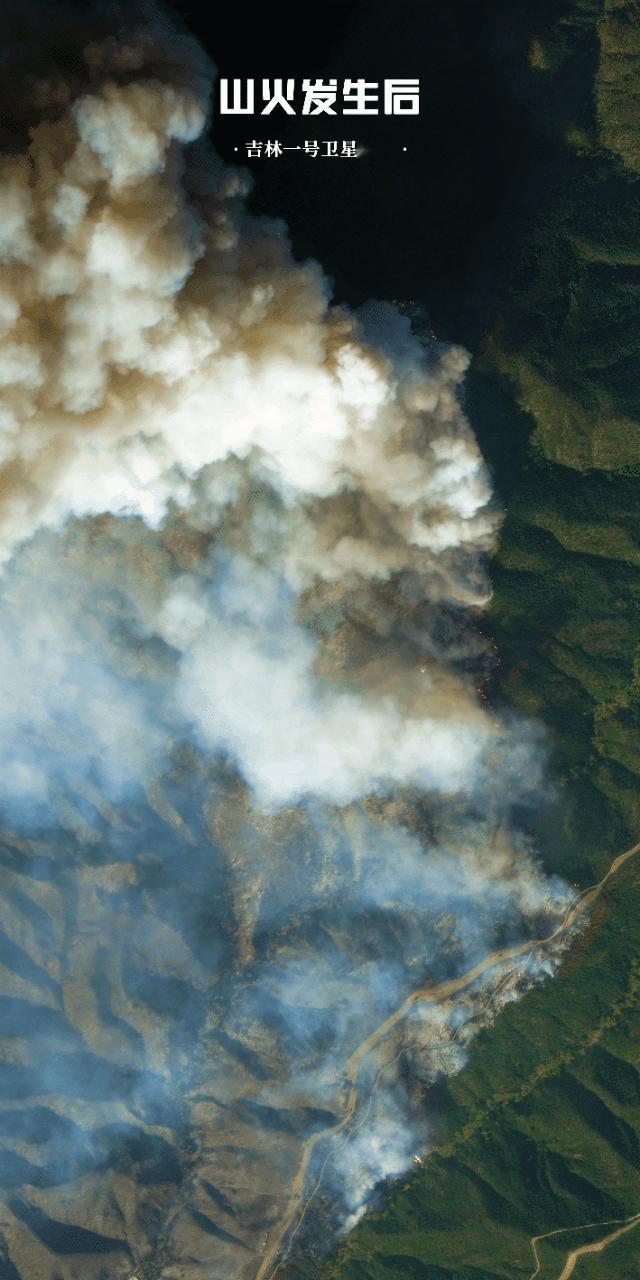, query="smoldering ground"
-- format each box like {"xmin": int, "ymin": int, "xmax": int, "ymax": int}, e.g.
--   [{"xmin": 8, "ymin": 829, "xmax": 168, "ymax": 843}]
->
[{"xmin": 0, "ymin": 4, "xmax": 572, "ymax": 1277}]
